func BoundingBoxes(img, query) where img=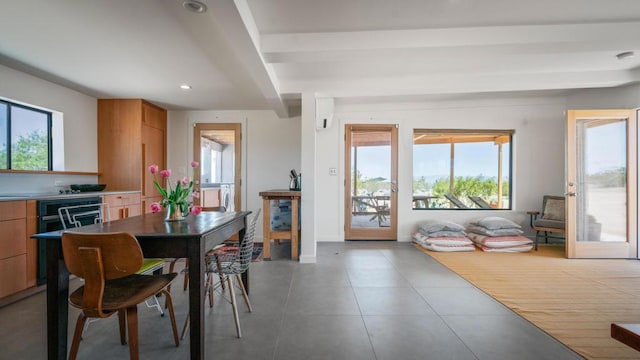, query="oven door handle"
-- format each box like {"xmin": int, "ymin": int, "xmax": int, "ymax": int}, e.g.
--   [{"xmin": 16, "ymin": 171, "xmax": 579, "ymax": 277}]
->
[{"xmin": 41, "ymin": 214, "xmax": 61, "ymax": 221}]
